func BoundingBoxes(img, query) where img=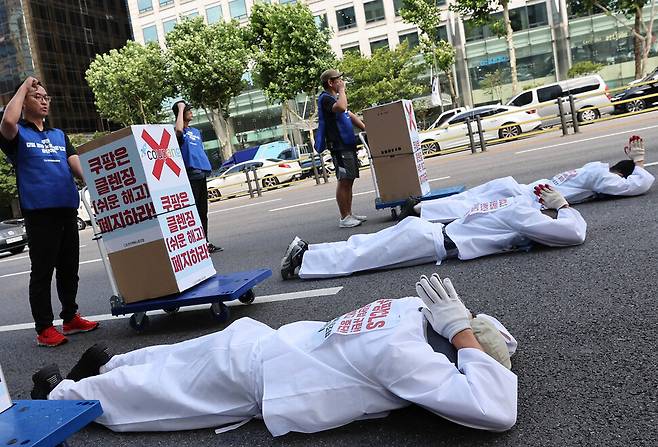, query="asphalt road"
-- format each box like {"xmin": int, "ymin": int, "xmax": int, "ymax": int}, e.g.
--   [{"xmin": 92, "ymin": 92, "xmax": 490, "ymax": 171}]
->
[{"xmin": 1, "ymin": 111, "xmax": 657, "ymax": 446}]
